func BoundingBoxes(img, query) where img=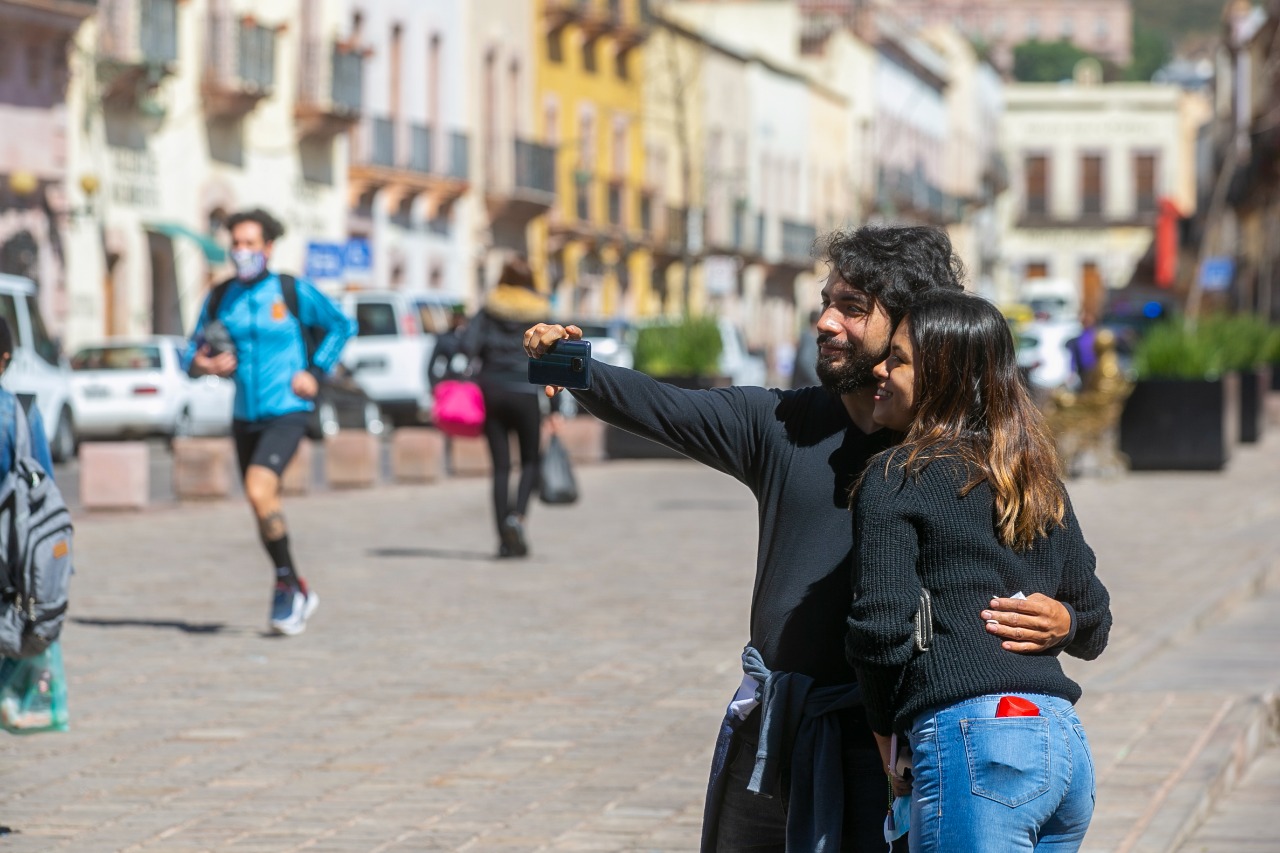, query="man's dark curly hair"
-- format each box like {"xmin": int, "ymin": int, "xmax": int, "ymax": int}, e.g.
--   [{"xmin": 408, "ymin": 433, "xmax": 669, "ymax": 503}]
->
[
  {"xmin": 819, "ymin": 225, "xmax": 966, "ymax": 324},
  {"xmin": 224, "ymin": 208, "xmax": 286, "ymax": 243}
]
